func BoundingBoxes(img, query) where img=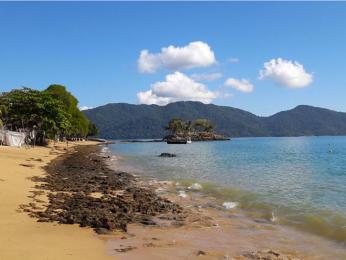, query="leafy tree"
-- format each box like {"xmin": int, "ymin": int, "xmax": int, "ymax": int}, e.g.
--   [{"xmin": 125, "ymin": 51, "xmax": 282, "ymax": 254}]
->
[
  {"xmin": 0, "ymin": 104, "xmax": 6, "ymax": 127},
  {"xmin": 165, "ymin": 118, "xmax": 214, "ymax": 136},
  {"xmin": 0, "ymin": 88, "xmax": 72, "ymax": 142},
  {"xmin": 88, "ymin": 122, "xmax": 99, "ymax": 137},
  {"xmin": 193, "ymin": 119, "xmax": 214, "ymax": 133},
  {"xmin": 165, "ymin": 118, "xmax": 185, "ymax": 135},
  {"xmin": 44, "ymin": 84, "xmax": 91, "ymax": 138},
  {"xmin": 0, "ymin": 85, "xmax": 99, "ymax": 145}
]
